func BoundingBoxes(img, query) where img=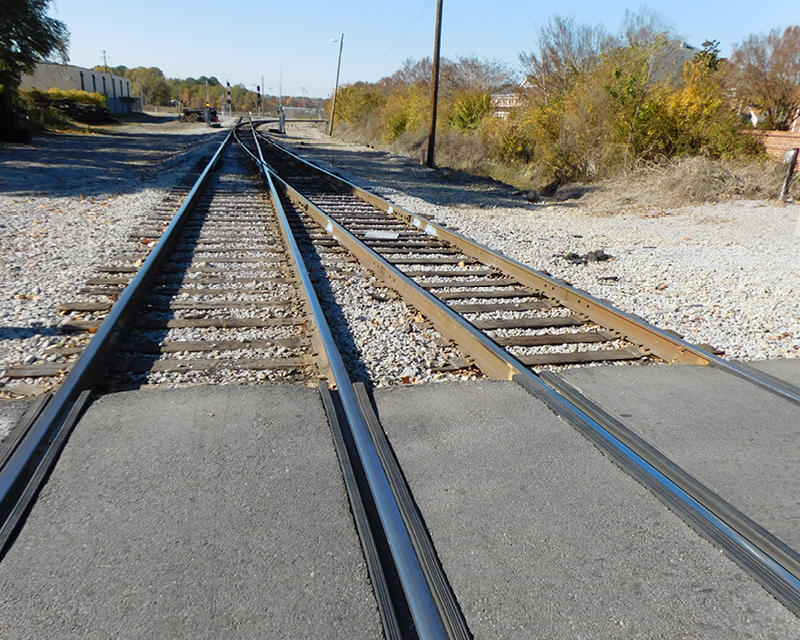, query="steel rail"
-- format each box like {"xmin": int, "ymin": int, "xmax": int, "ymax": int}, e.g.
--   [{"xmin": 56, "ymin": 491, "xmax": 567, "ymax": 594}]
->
[
  {"xmin": 537, "ymin": 368, "xmax": 800, "ymax": 590},
  {"xmin": 0, "ymin": 128, "xmax": 234, "ymax": 553},
  {"xmin": 239, "ymin": 124, "xmax": 450, "ymax": 640},
  {"xmin": 258, "ymin": 132, "xmax": 800, "ymax": 406},
  {"xmin": 259, "ymin": 147, "xmax": 800, "ymax": 616}
]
